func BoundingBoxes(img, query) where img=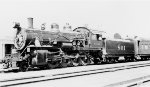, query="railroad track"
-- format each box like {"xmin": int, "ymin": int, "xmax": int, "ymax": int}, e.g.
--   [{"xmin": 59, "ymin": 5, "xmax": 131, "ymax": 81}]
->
[
  {"xmin": 105, "ymin": 74, "xmax": 150, "ymax": 87},
  {"xmin": 1, "ymin": 62, "xmax": 150, "ymax": 87}
]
